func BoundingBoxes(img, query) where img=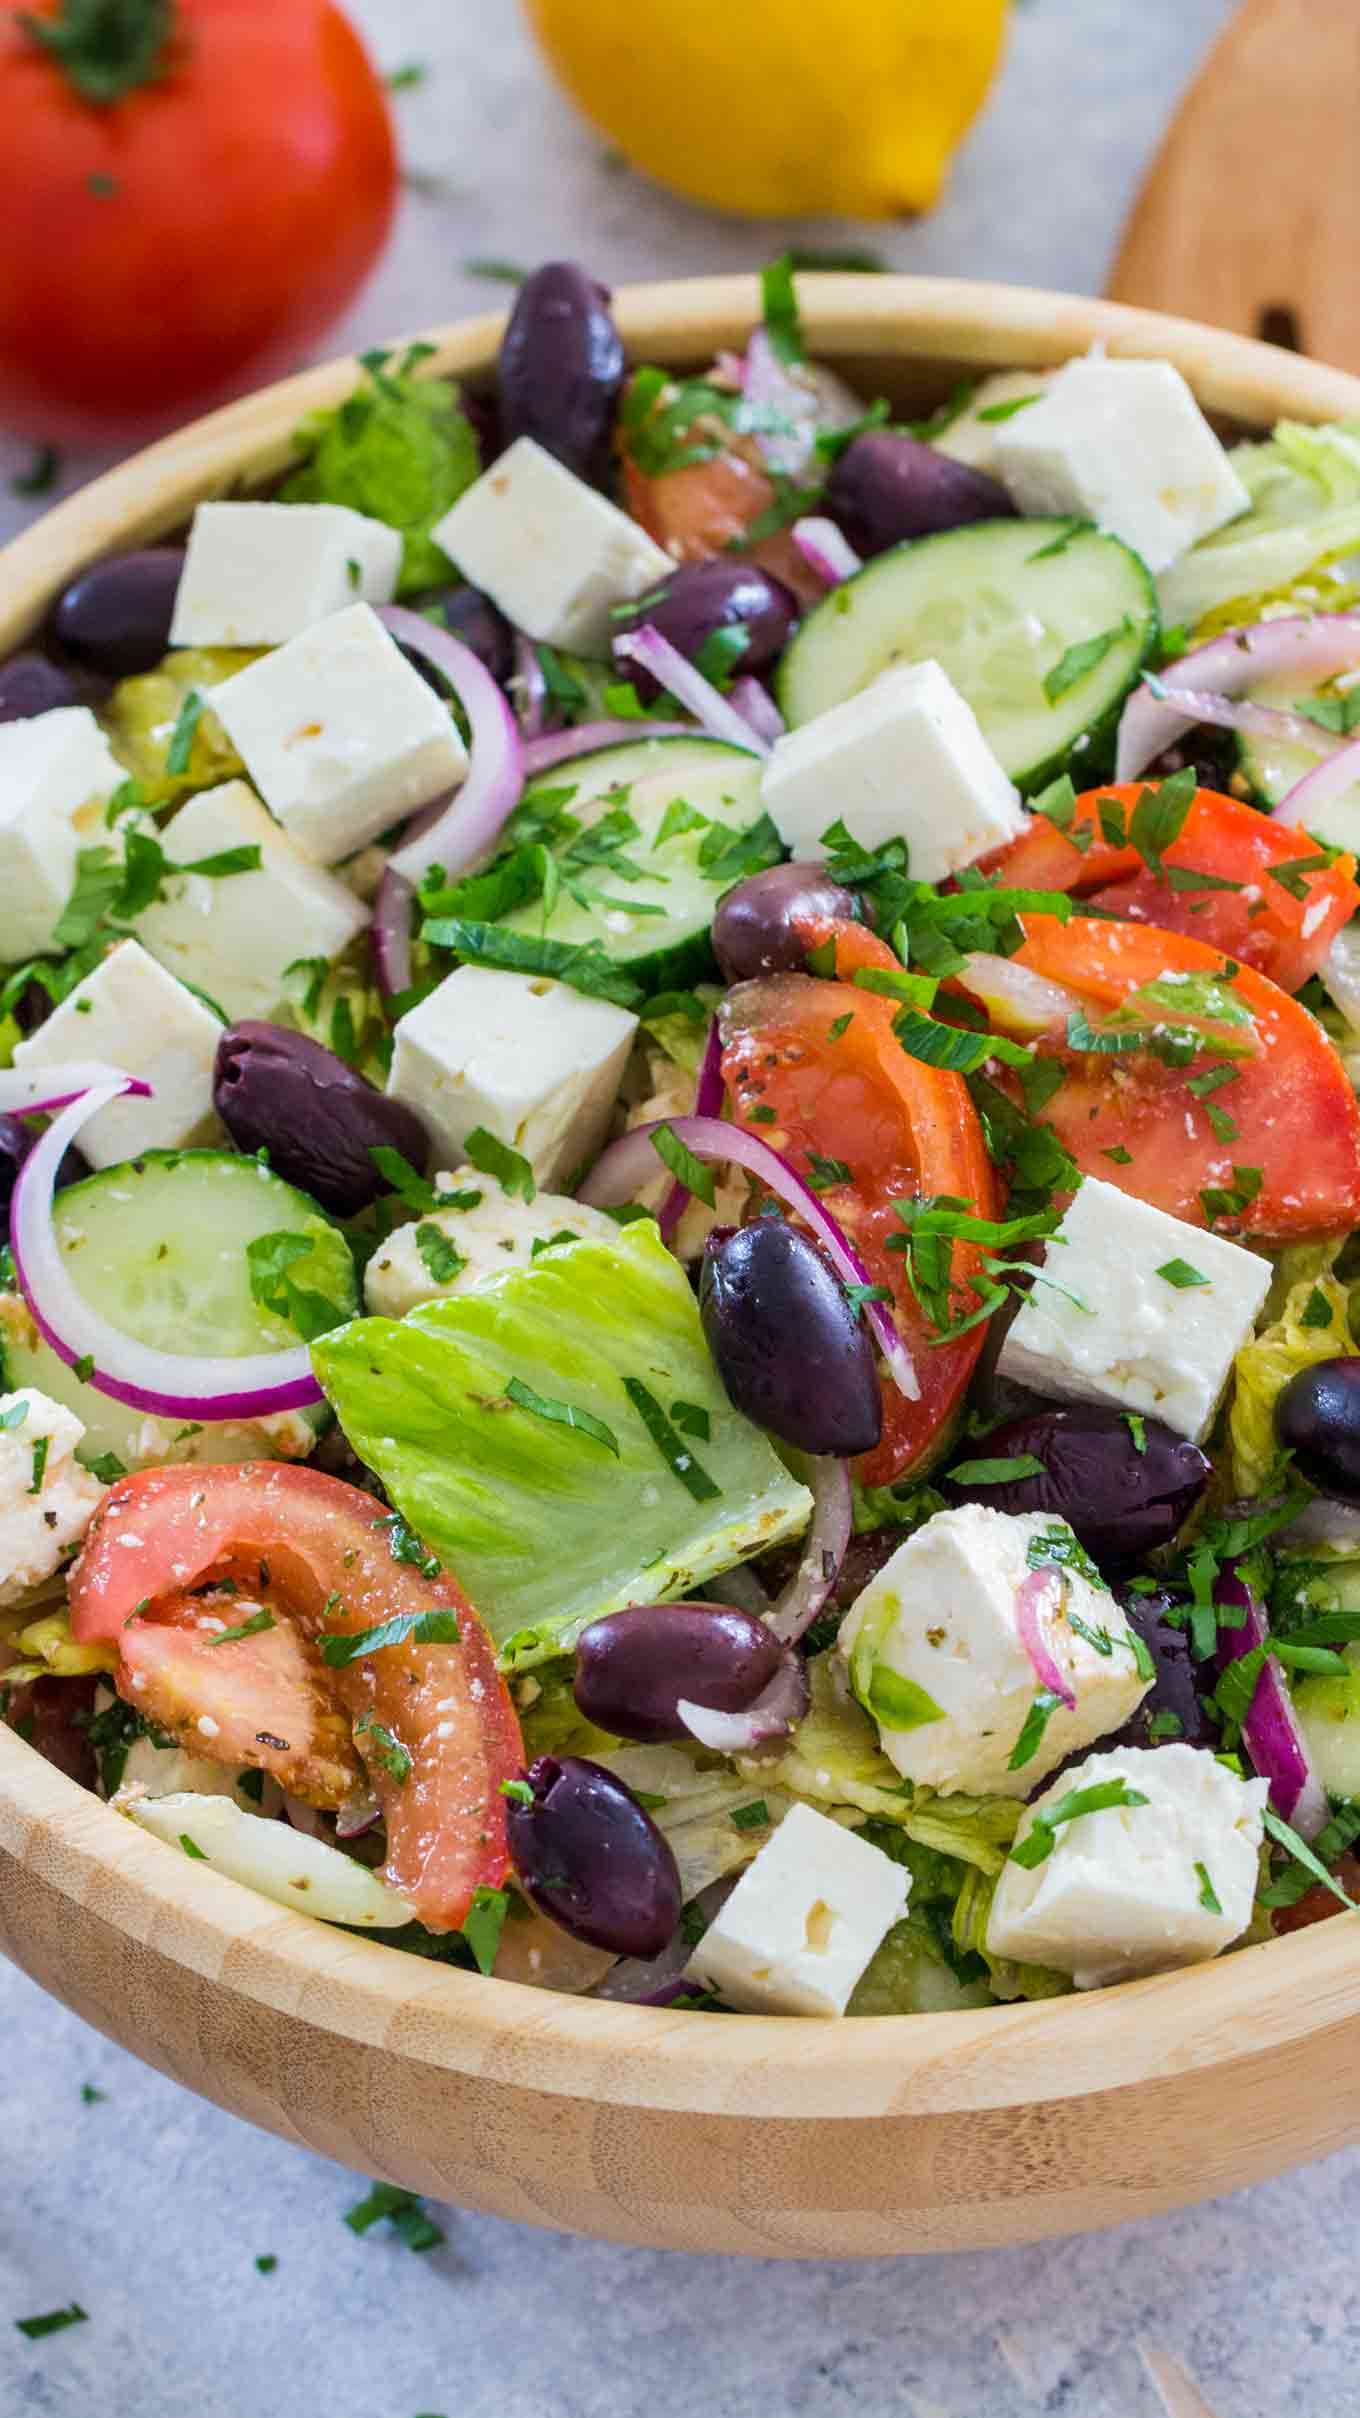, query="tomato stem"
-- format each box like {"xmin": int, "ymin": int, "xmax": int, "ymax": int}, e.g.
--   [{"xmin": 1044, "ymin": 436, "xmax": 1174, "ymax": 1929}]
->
[{"xmin": 18, "ymin": 0, "xmax": 175, "ymax": 105}]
